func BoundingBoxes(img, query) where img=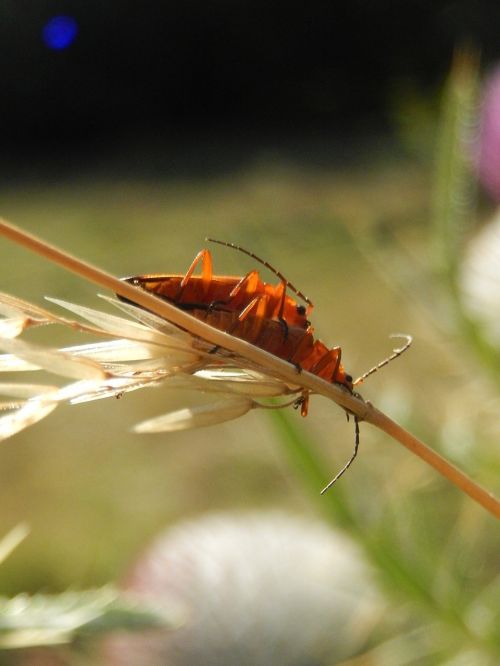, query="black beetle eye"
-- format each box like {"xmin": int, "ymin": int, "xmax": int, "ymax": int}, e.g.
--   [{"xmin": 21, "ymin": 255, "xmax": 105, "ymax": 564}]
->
[{"xmin": 296, "ymin": 305, "xmax": 306, "ymax": 316}]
